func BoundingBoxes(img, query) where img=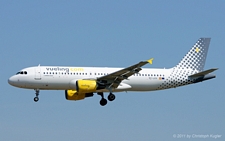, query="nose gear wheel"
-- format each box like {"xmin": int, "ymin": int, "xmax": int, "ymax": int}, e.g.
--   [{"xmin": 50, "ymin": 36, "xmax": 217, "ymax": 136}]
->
[
  {"xmin": 34, "ymin": 97, "xmax": 39, "ymax": 102},
  {"xmin": 34, "ymin": 89, "xmax": 40, "ymax": 102}
]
